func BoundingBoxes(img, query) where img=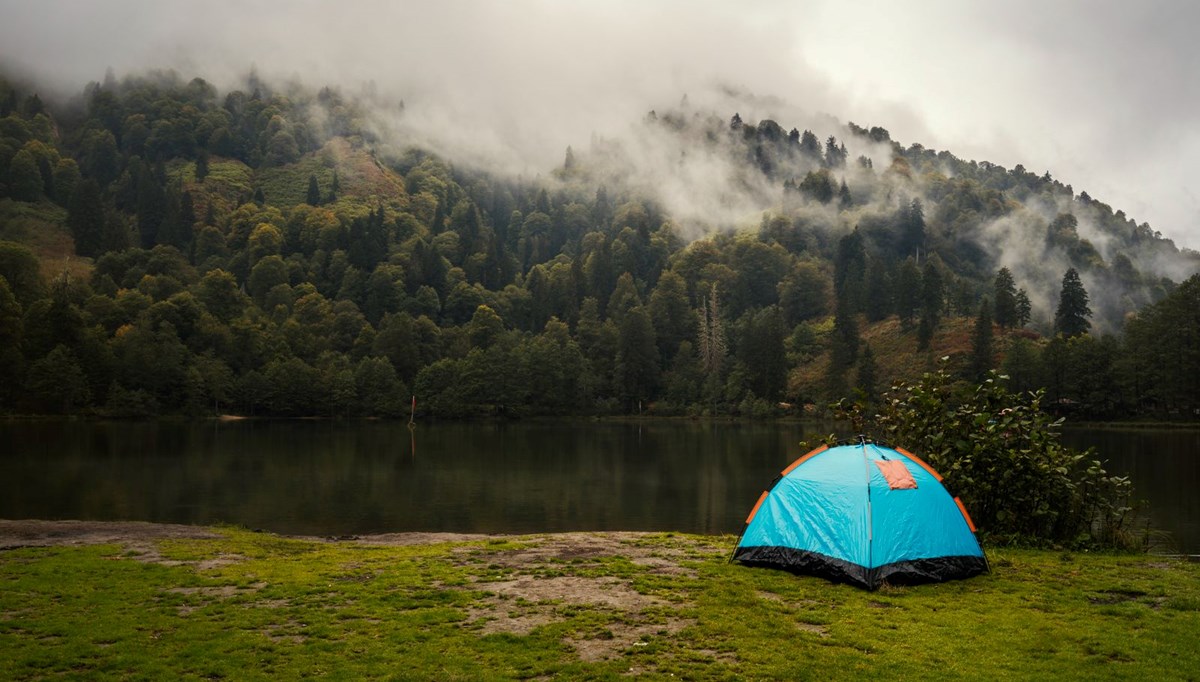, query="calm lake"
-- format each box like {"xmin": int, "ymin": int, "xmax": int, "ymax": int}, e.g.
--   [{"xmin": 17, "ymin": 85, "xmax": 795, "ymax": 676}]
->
[{"xmin": 1, "ymin": 420, "xmax": 1196, "ymax": 554}]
